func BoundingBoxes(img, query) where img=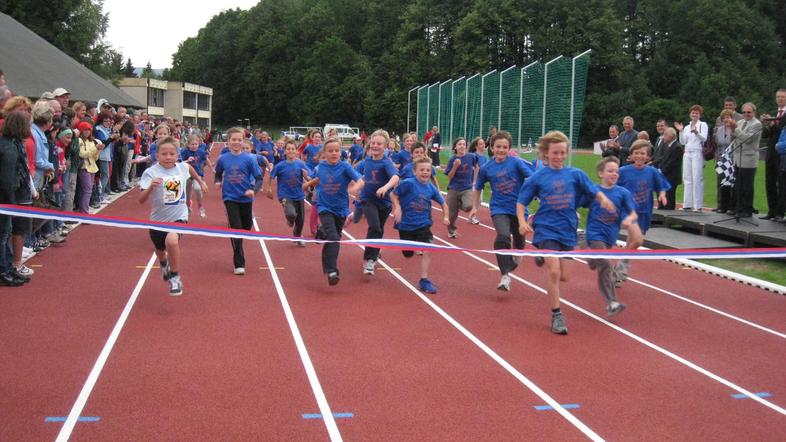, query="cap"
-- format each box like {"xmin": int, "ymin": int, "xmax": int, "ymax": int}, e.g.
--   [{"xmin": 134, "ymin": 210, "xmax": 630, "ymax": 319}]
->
[
  {"xmin": 76, "ymin": 121, "xmax": 93, "ymax": 134},
  {"xmin": 40, "ymin": 91, "xmax": 55, "ymax": 100},
  {"xmin": 53, "ymin": 87, "xmax": 70, "ymax": 96},
  {"xmin": 97, "ymin": 98, "xmax": 110, "ymax": 108}
]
